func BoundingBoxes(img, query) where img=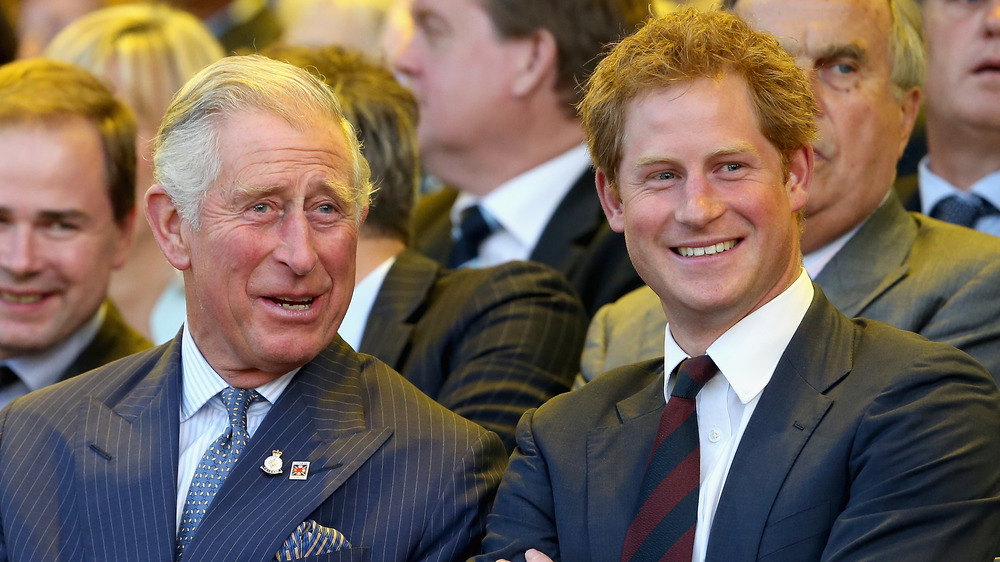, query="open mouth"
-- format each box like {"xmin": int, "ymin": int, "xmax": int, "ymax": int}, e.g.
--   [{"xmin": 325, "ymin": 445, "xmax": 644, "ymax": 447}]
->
[
  {"xmin": 973, "ymin": 61, "xmax": 1000, "ymax": 75},
  {"xmin": 674, "ymin": 239, "xmax": 738, "ymax": 257},
  {"xmin": 268, "ymin": 296, "xmax": 315, "ymax": 310},
  {"xmin": 0, "ymin": 290, "xmax": 47, "ymax": 305}
]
